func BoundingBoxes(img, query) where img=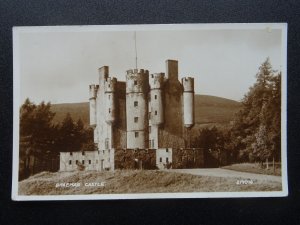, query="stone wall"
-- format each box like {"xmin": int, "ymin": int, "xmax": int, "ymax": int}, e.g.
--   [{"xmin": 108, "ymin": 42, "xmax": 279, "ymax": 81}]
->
[
  {"xmin": 60, "ymin": 151, "xmax": 100, "ymax": 171},
  {"xmin": 114, "ymin": 148, "xmax": 156, "ymax": 170}
]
